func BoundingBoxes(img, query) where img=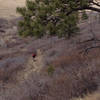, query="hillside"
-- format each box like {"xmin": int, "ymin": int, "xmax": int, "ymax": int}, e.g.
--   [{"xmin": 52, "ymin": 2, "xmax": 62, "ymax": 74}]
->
[{"xmin": 0, "ymin": 1, "xmax": 100, "ymax": 100}]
